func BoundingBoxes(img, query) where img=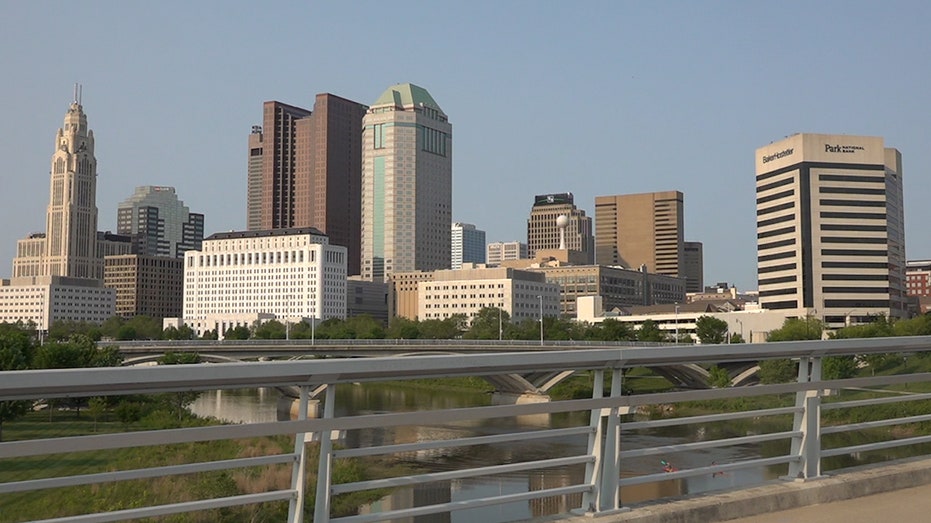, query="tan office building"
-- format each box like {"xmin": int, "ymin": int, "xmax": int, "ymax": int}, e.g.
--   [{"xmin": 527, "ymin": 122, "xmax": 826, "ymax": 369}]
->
[
  {"xmin": 594, "ymin": 191, "xmax": 684, "ymax": 277},
  {"xmin": 361, "ymin": 84, "xmax": 452, "ymax": 282},
  {"xmin": 414, "ymin": 265, "xmax": 559, "ymax": 323},
  {"xmin": 527, "ymin": 193, "xmax": 593, "ymax": 263},
  {"xmin": 755, "ymin": 133, "xmax": 906, "ymax": 328}
]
